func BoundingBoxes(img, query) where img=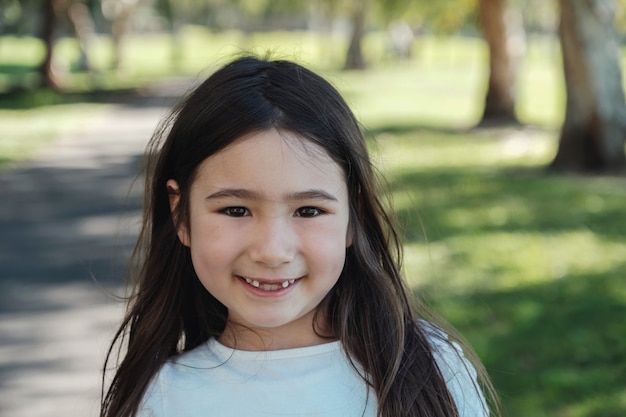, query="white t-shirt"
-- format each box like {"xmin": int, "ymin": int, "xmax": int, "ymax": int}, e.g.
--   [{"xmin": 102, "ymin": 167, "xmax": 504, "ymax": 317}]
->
[{"xmin": 138, "ymin": 330, "xmax": 487, "ymax": 417}]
